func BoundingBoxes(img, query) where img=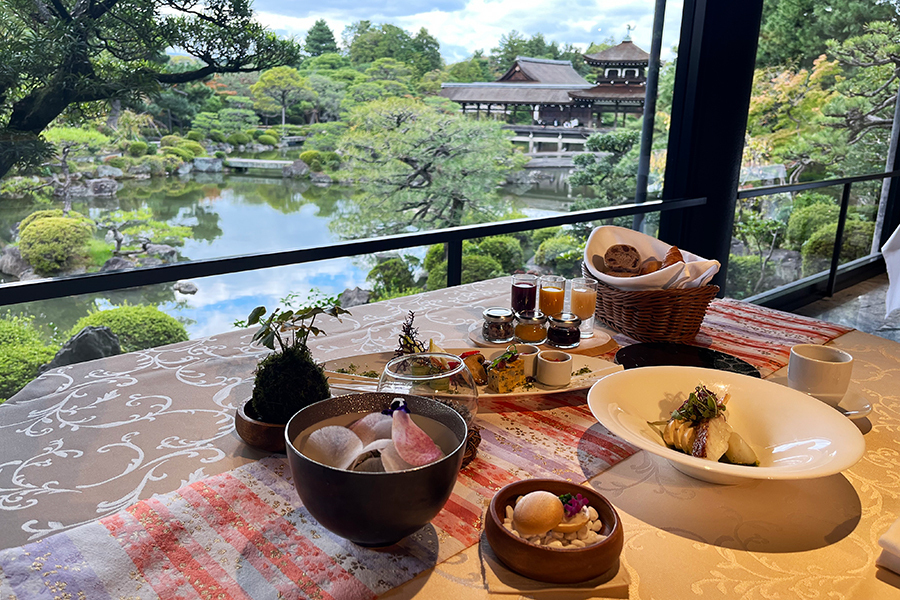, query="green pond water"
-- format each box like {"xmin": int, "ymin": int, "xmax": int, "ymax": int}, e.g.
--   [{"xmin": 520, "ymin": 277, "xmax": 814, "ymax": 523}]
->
[{"xmin": 2, "ymin": 169, "xmax": 580, "ymax": 340}]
